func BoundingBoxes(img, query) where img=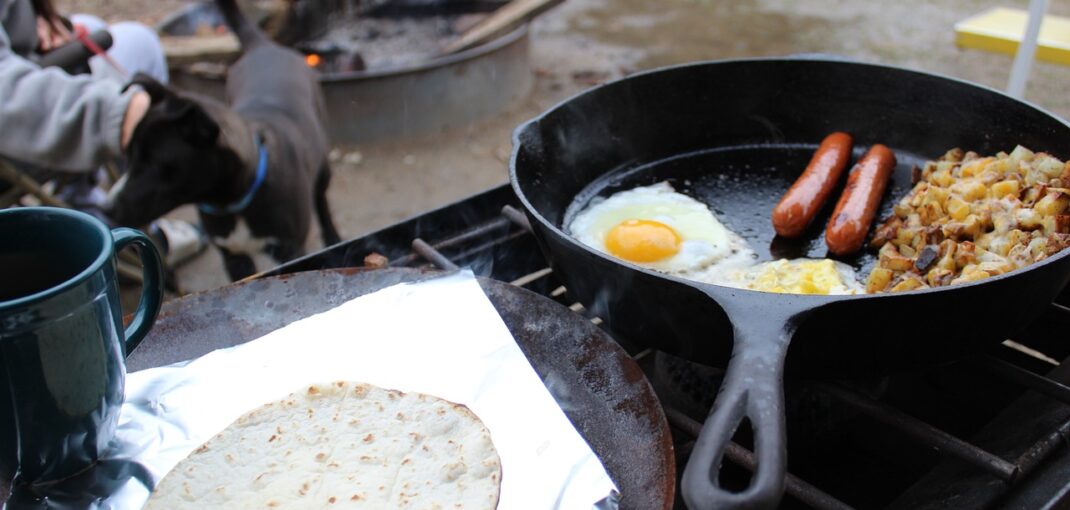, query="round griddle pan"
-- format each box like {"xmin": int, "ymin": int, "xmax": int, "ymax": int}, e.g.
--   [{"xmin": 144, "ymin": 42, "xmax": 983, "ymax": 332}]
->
[
  {"xmin": 509, "ymin": 58, "xmax": 1070, "ymax": 509},
  {"xmin": 129, "ymin": 268, "xmax": 675, "ymax": 509},
  {"xmin": 1, "ymin": 269, "xmax": 674, "ymax": 508}
]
